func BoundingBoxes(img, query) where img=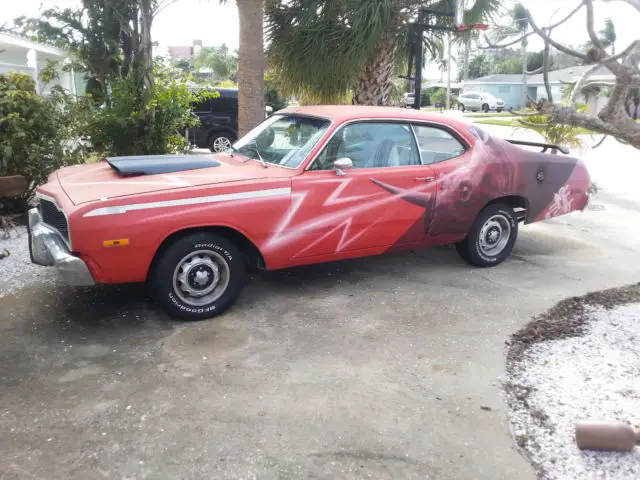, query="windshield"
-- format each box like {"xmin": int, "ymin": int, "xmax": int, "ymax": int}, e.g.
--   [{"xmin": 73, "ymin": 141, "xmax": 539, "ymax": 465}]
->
[{"xmin": 231, "ymin": 114, "xmax": 331, "ymax": 168}]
